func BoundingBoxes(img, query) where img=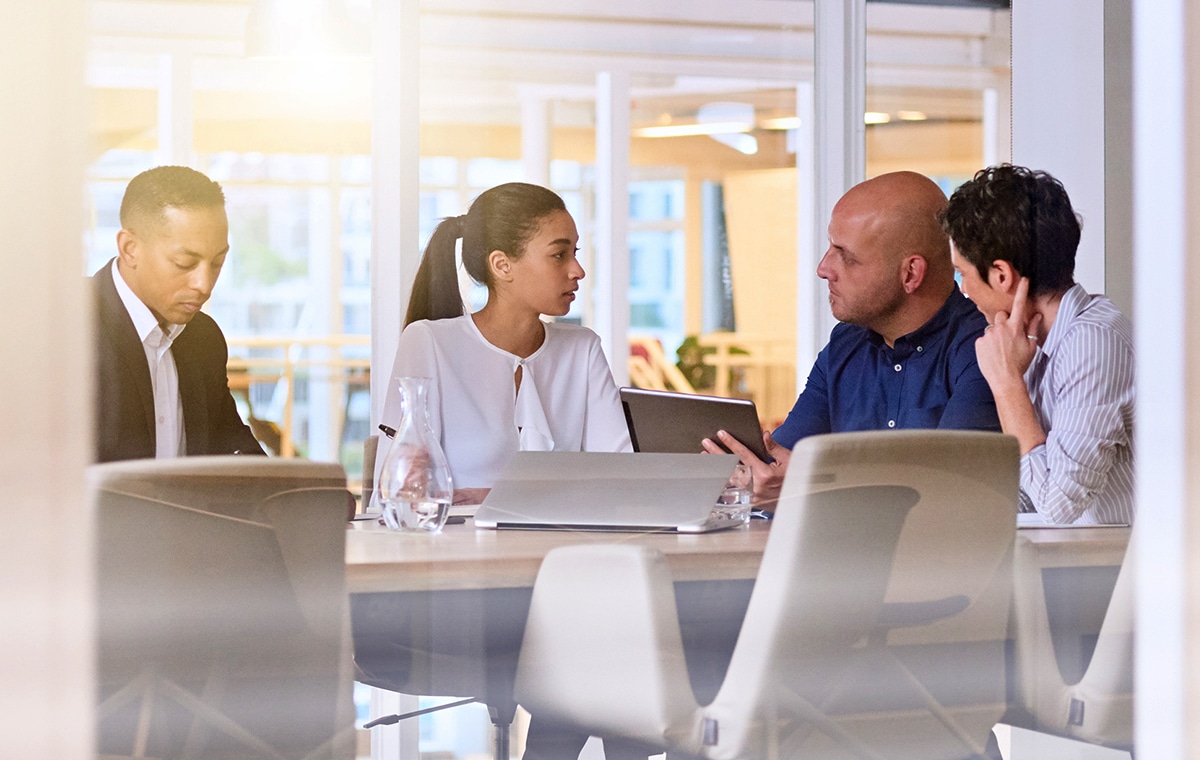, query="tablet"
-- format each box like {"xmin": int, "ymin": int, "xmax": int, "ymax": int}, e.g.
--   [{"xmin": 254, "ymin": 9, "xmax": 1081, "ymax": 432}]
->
[{"xmin": 620, "ymin": 387, "xmax": 772, "ymax": 462}]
